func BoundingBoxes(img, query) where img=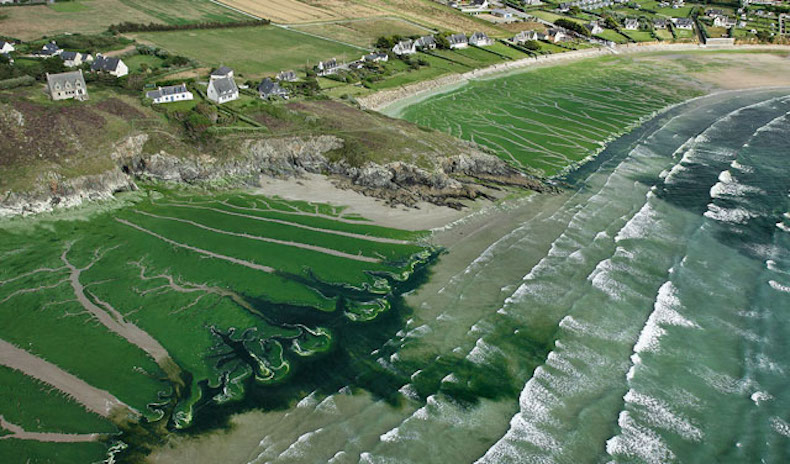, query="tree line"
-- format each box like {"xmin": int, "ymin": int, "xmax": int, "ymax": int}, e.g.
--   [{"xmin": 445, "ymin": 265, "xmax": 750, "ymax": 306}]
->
[{"xmin": 108, "ymin": 18, "xmax": 270, "ymax": 34}]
